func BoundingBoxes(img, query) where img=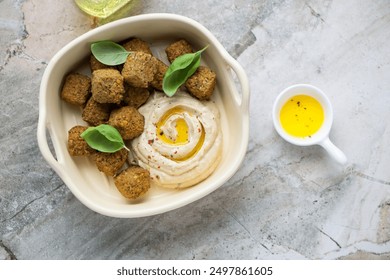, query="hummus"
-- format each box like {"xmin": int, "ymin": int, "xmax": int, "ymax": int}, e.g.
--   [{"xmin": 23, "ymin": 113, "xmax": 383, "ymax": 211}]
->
[{"xmin": 130, "ymin": 91, "xmax": 222, "ymax": 188}]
